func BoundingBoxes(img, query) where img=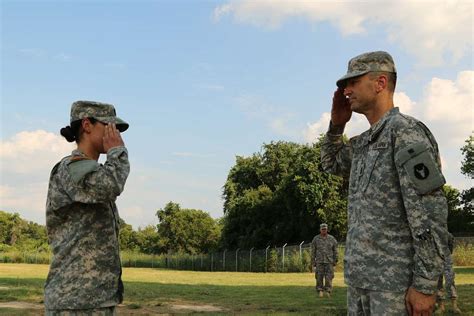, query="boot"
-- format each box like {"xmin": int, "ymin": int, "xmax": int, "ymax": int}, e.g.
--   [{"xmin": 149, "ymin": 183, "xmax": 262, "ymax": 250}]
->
[
  {"xmin": 319, "ymin": 291, "xmax": 324, "ymax": 298},
  {"xmin": 326, "ymin": 291, "xmax": 331, "ymax": 298},
  {"xmin": 451, "ymin": 298, "xmax": 462, "ymax": 314}
]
